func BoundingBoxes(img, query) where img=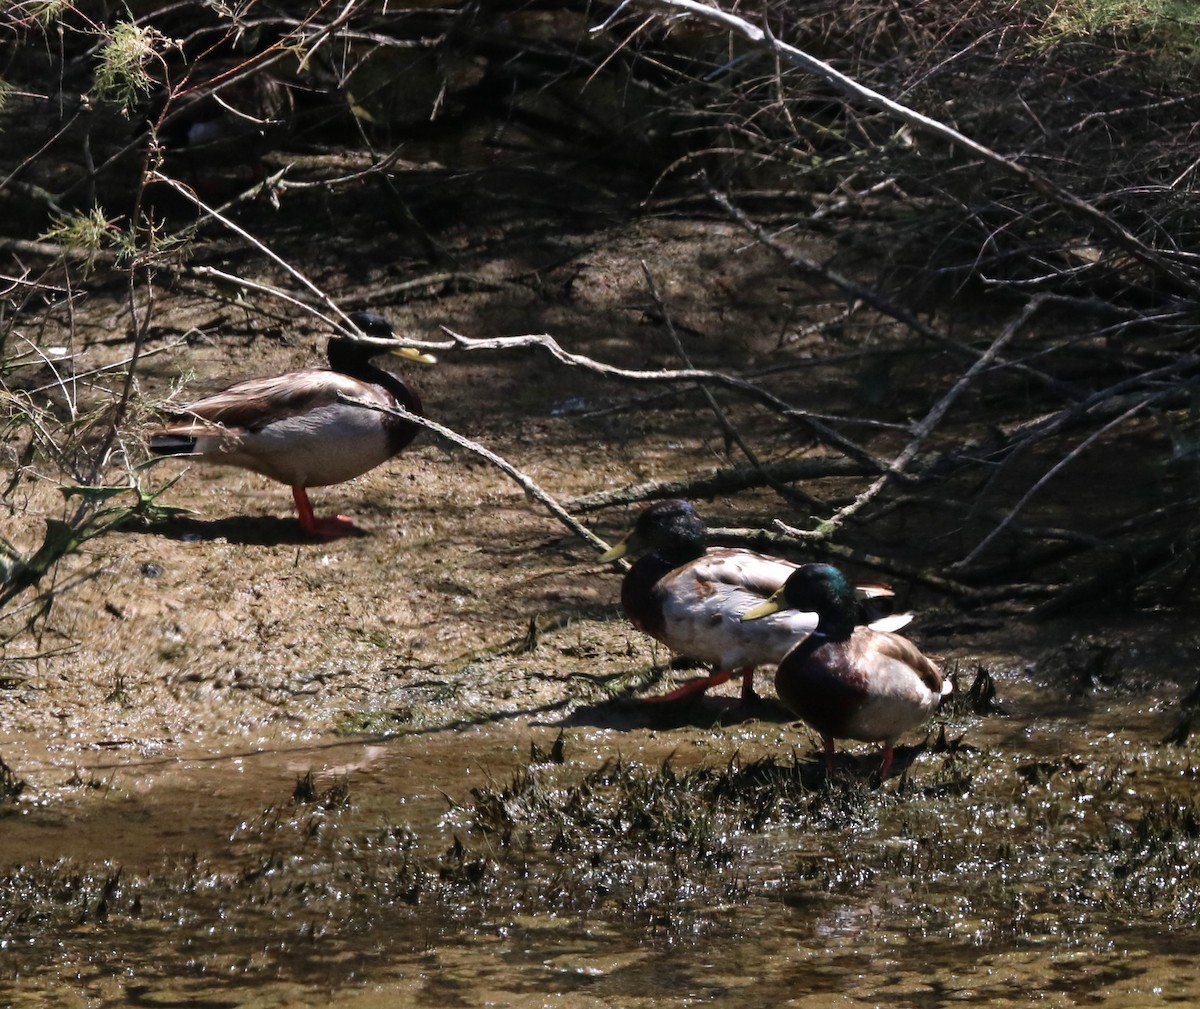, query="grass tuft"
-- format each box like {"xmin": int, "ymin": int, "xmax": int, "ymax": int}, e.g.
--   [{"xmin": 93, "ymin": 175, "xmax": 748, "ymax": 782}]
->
[
  {"xmin": 0, "ymin": 755, "xmax": 27, "ymax": 804},
  {"xmin": 293, "ymin": 771, "xmax": 351, "ymax": 809}
]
